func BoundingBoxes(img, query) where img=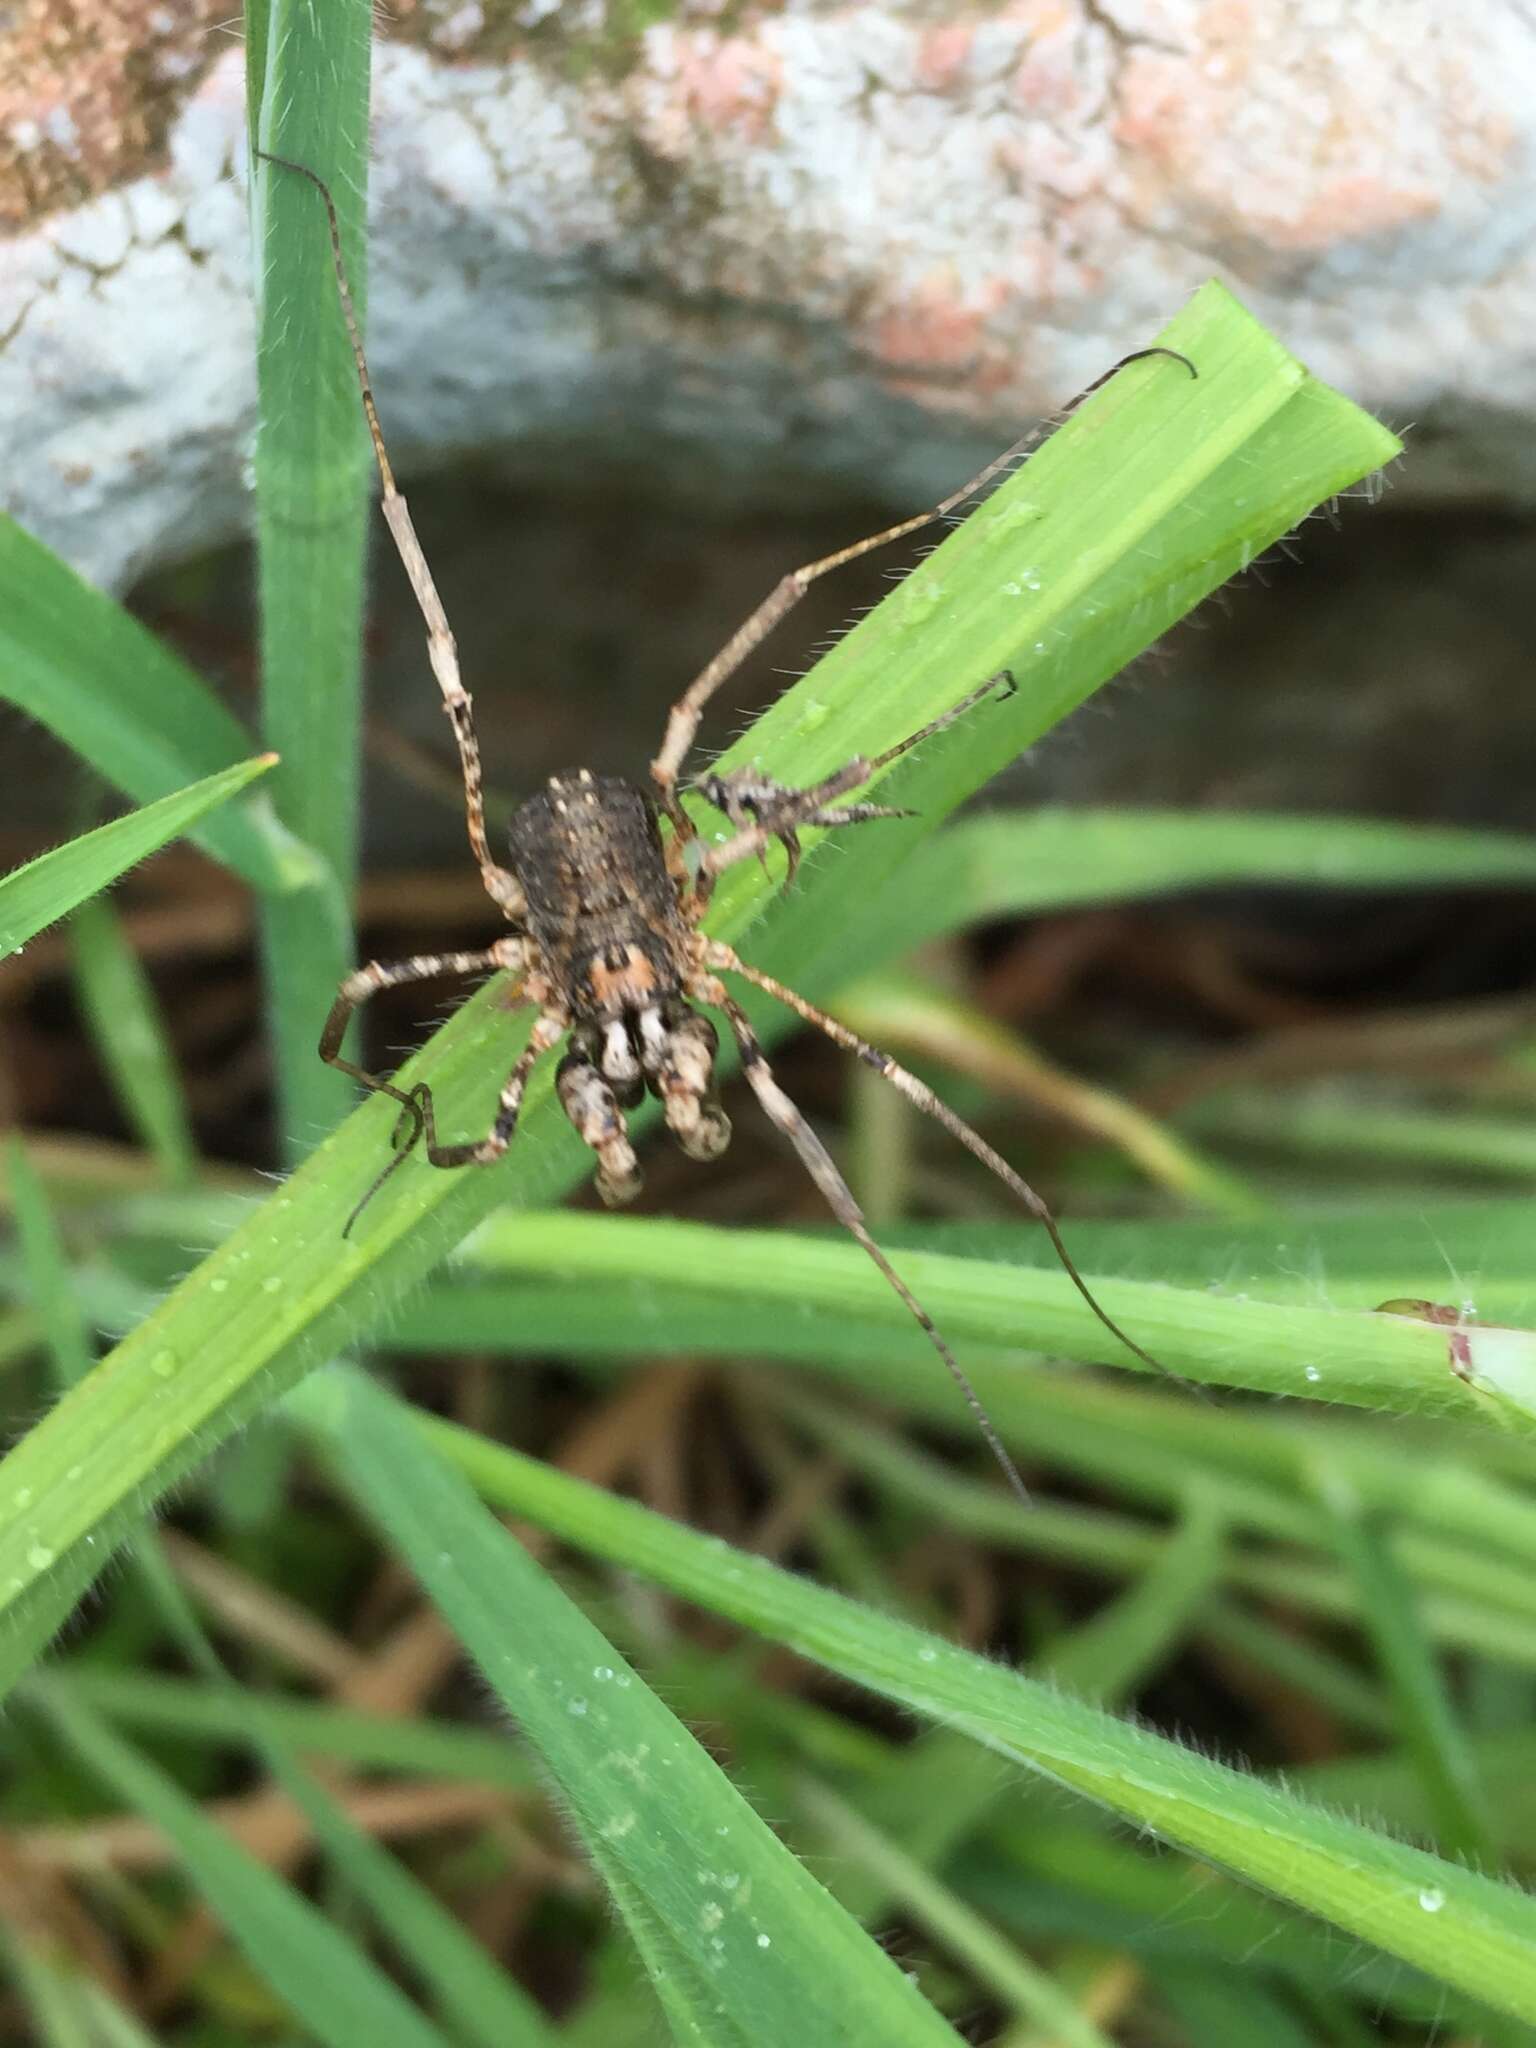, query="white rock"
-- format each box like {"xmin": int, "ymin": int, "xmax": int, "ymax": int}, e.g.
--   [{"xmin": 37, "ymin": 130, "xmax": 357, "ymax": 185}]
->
[{"xmin": 4, "ymin": 4, "xmax": 1536, "ymax": 592}]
